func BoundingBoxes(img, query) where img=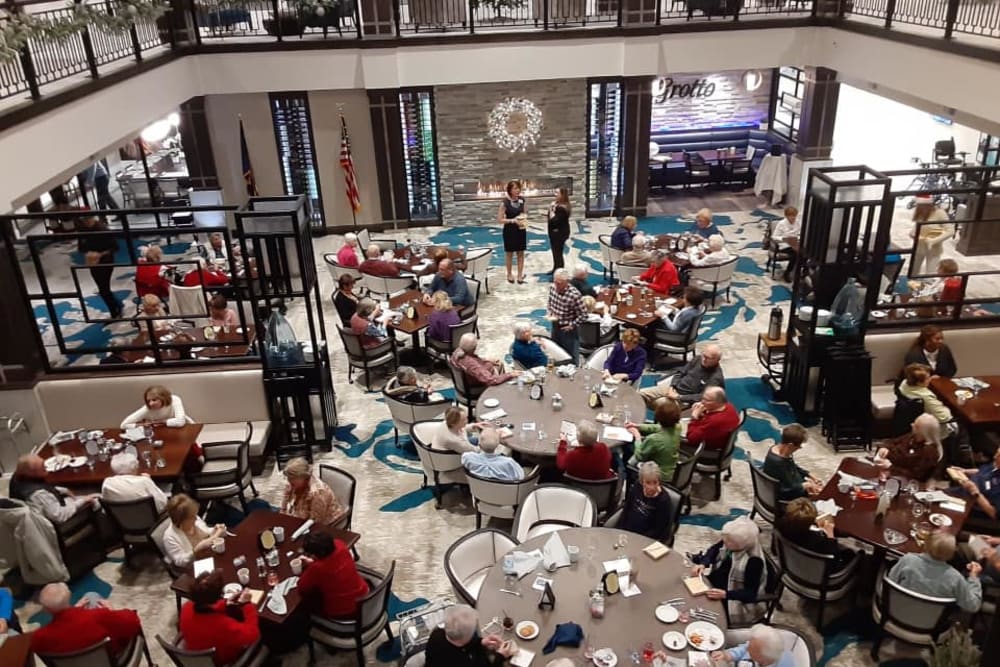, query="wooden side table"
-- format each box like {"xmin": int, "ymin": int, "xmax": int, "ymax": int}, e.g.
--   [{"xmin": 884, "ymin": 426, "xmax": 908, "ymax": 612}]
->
[{"xmin": 757, "ymin": 332, "xmax": 787, "ymax": 393}]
